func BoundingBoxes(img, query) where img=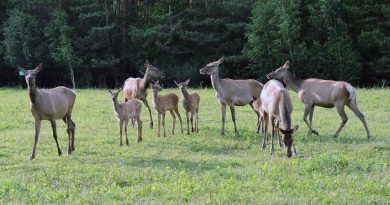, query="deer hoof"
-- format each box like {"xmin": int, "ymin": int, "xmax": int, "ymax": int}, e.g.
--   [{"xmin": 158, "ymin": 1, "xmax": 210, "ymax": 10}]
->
[
  {"xmin": 150, "ymin": 122, "xmax": 153, "ymax": 129},
  {"xmin": 29, "ymin": 154, "xmax": 35, "ymax": 160},
  {"xmin": 312, "ymin": 130, "xmax": 319, "ymax": 135},
  {"xmin": 58, "ymin": 150, "xmax": 63, "ymax": 156}
]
